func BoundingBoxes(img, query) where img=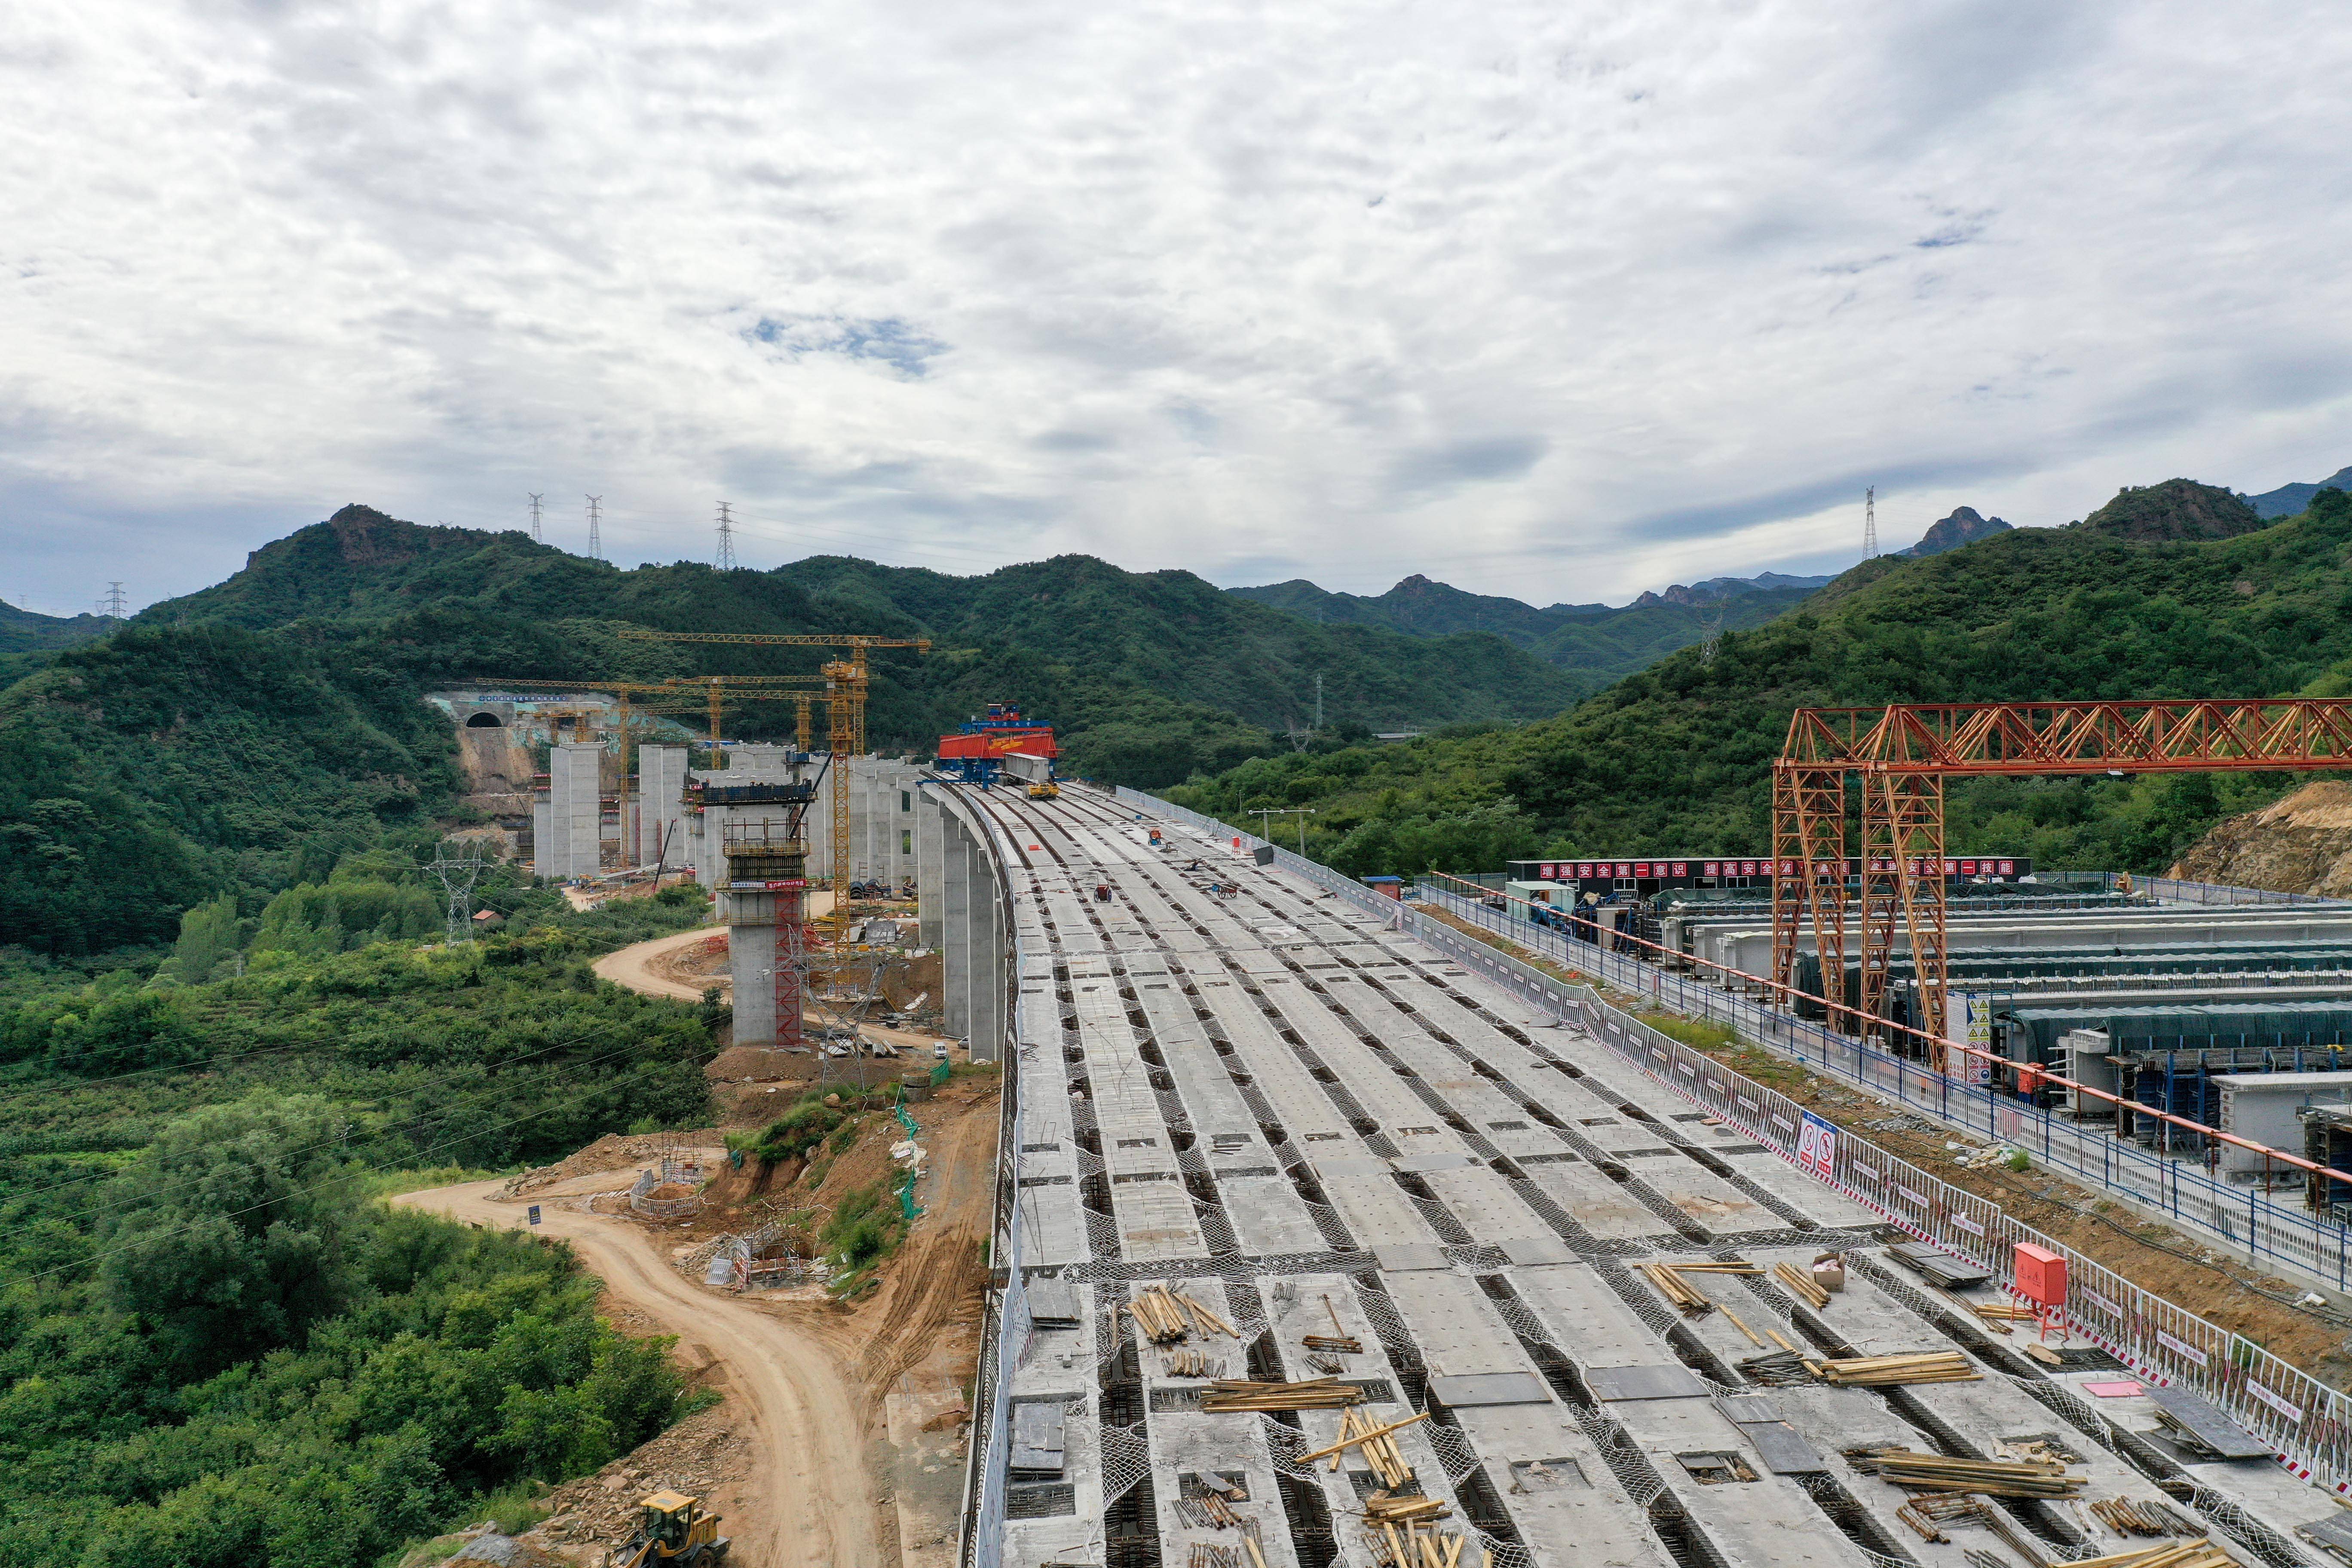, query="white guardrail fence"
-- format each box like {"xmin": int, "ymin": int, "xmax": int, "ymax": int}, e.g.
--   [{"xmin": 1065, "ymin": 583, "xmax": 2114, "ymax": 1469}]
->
[
  {"xmin": 961, "ymin": 805, "xmax": 1031, "ymax": 1568},
  {"xmin": 1109, "ymin": 786, "xmax": 2352, "ymax": 1498}
]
